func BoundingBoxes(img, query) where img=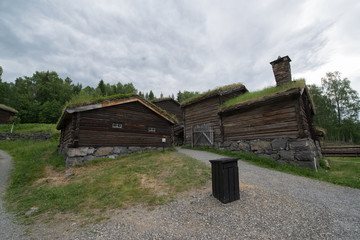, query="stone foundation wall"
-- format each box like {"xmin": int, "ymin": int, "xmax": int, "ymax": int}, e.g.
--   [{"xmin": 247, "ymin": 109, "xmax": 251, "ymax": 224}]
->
[
  {"xmin": 218, "ymin": 138, "xmax": 322, "ymax": 170},
  {"xmin": 0, "ymin": 132, "xmax": 53, "ymax": 141},
  {"xmin": 60, "ymin": 146, "xmax": 170, "ymax": 167}
]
